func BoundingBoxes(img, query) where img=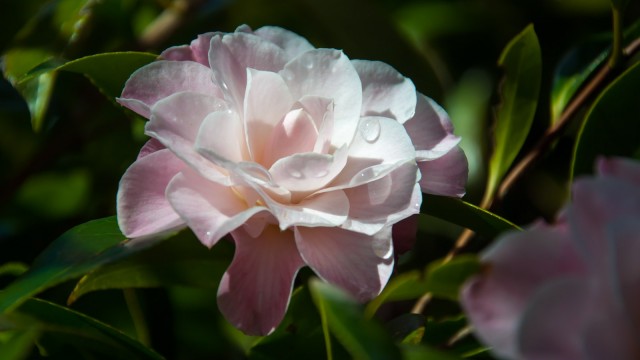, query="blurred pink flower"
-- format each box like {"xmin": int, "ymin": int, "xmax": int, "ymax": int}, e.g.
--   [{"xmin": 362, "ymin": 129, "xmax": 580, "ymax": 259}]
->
[
  {"xmin": 117, "ymin": 25, "xmax": 467, "ymax": 335},
  {"xmin": 461, "ymin": 157, "xmax": 640, "ymax": 359}
]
